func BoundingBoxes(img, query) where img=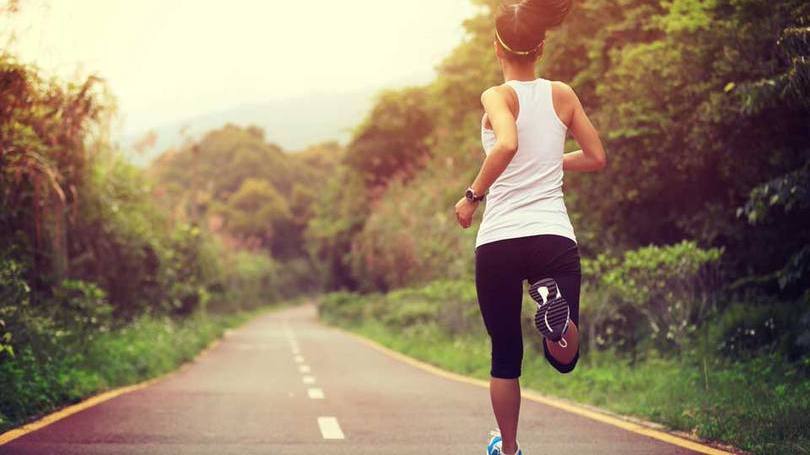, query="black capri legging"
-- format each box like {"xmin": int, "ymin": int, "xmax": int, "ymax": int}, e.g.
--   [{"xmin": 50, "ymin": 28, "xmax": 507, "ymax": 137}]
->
[{"xmin": 475, "ymin": 234, "xmax": 581, "ymax": 379}]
